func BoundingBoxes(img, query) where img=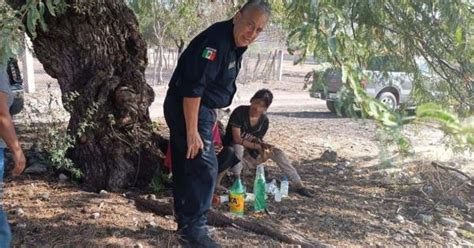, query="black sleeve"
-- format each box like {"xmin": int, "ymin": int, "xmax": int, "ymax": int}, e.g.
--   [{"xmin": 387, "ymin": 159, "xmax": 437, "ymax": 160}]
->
[
  {"xmin": 257, "ymin": 117, "xmax": 269, "ymax": 140},
  {"xmin": 178, "ymin": 35, "xmax": 223, "ymax": 97},
  {"xmin": 228, "ymin": 106, "xmax": 245, "ymax": 129}
]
